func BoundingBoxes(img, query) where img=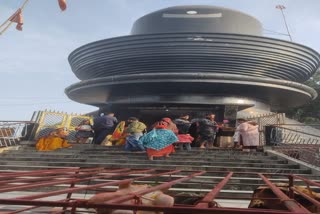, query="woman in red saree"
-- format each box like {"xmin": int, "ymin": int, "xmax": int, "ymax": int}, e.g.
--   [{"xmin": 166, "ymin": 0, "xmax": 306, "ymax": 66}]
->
[{"xmin": 139, "ymin": 122, "xmax": 178, "ymax": 160}]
